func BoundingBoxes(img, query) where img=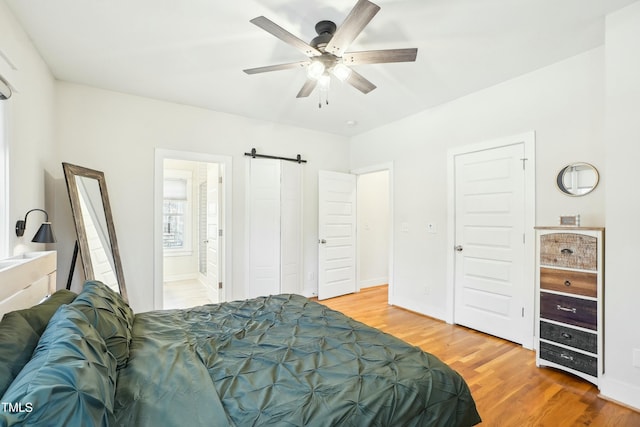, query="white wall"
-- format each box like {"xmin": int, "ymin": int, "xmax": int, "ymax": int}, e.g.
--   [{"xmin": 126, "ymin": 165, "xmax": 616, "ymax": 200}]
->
[
  {"xmin": 357, "ymin": 170, "xmax": 389, "ymax": 288},
  {"xmin": 54, "ymin": 82, "xmax": 349, "ymax": 312},
  {"xmin": 602, "ymin": 1, "xmax": 640, "ymax": 410},
  {"xmin": 350, "ymin": 48, "xmax": 606, "ymax": 319},
  {"xmin": 0, "ymin": 4, "xmax": 56, "ymax": 260}
]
